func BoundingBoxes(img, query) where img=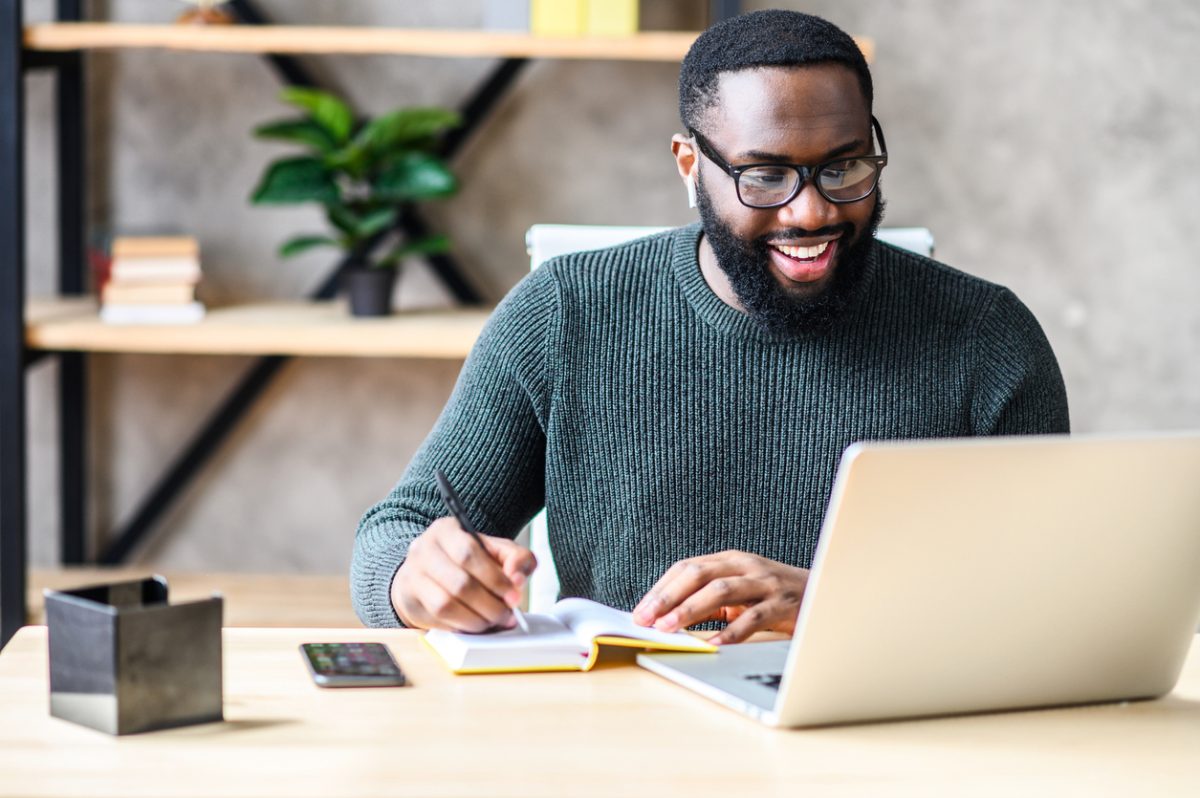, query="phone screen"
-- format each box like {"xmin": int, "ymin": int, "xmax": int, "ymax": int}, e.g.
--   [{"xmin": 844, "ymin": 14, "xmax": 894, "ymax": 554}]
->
[{"xmin": 300, "ymin": 642, "xmax": 407, "ymax": 688}]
